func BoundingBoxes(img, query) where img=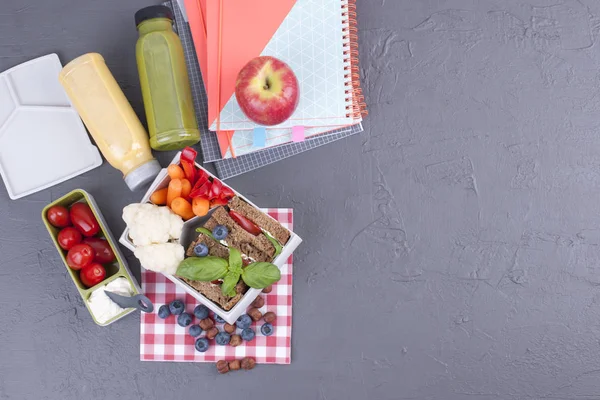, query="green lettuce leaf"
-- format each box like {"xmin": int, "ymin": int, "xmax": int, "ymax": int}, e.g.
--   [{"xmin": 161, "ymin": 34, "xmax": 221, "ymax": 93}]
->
[
  {"xmin": 176, "ymin": 256, "xmax": 228, "ymax": 281},
  {"xmin": 241, "ymin": 262, "xmax": 281, "ymax": 289},
  {"xmin": 263, "ymin": 232, "xmax": 283, "ymax": 258},
  {"xmin": 195, "ymin": 227, "xmax": 217, "ymax": 241},
  {"xmin": 221, "ymin": 271, "xmax": 240, "ymax": 297}
]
